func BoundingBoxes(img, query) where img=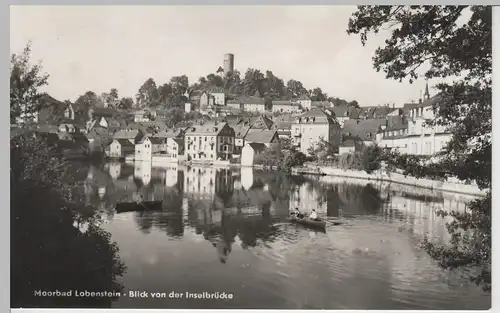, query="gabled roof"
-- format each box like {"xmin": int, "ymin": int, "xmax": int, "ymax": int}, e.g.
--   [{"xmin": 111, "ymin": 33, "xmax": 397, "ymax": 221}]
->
[
  {"xmin": 114, "ymin": 138, "xmax": 134, "ymax": 147},
  {"xmin": 149, "ymin": 137, "xmax": 164, "ymax": 145},
  {"xmin": 250, "ymin": 115, "xmax": 274, "ymax": 130},
  {"xmin": 114, "ymin": 129, "xmax": 142, "ymax": 140},
  {"xmin": 295, "ymin": 109, "xmax": 336, "ymax": 124},
  {"xmin": 232, "ymin": 123, "xmax": 252, "ymax": 139},
  {"xmin": 227, "ymin": 100, "xmax": 242, "ymax": 105},
  {"xmin": 416, "ymin": 94, "xmax": 443, "ymax": 109},
  {"xmin": 247, "ymin": 142, "xmax": 267, "ymax": 153},
  {"xmin": 244, "ymin": 129, "xmax": 278, "ymax": 144},
  {"xmin": 343, "ymin": 119, "xmax": 387, "ymax": 141},
  {"xmin": 184, "ymin": 121, "xmax": 230, "ymax": 136}
]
